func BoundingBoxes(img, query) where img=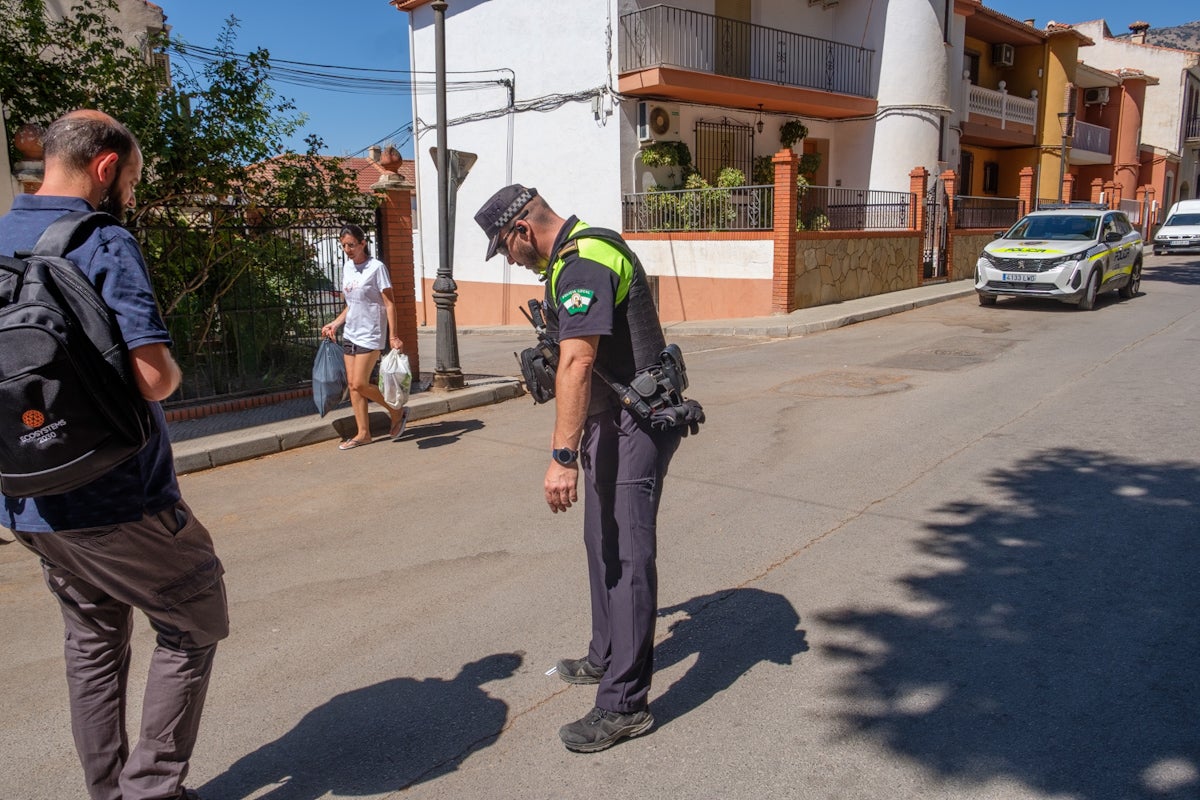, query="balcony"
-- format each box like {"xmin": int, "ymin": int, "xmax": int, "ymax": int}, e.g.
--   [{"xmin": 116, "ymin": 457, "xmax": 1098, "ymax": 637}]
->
[
  {"xmin": 1186, "ymin": 116, "xmax": 1200, "ymax": 142},
  {"xmin": 1069, "ymin": 120, "xmax": 1112, "ymax": 165},
  {"xmin": 961, "ymin": 82, "xmax": 1037, "ymax": 146},
  {"xmin": 617, "ymin": 4, "xmax": 876, "ymax": 119}
]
